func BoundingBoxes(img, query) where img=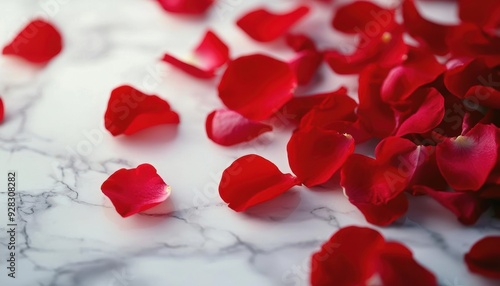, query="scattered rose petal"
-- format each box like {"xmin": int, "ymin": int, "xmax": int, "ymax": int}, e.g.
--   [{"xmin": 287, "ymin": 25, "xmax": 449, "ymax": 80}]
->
[
  {"xmin": 237, "ymin": 6, "xmax": 310, "ymax": 42},
  {"xmin": 2, "ymin": 19, "xmax": 62, "ymax": 64},
  {"xmin": 162, "ymin": 30, "xmax": 229, "ymax": 79},
  {"xmin": 219, "ymin": 154, "xmax": 301, "ymax": 211},
  {"xmin": 285, "ymin": 33, "xmax": 317, "ymax": 52},
  {"xmin": 287, "ymin": 126, "xmax": 355, "ymax": 187},
  {"xmin": 465, "ymin": 236, "xmax": 500, "ymax": 279},
  {"xmin": 0, "ymin": 98, "xmax": 3, "ymax": 124},
  {"xmin": 206, "ymin": 109, "xmax": 272, "ymax": 146},
  {"xmin": 289, "ymin": 50, "xmax": 323, "ymax": 86},
  {"xmin": 156, "ymin": 0, "xmax": 214, "ymax": 15},
  {"xmin": 218, "ymin": 54, "xmax": 297, "ymax": 121},
  {"xmin": 101, "ymin": 164, "xmax": 171, "ymax": 217},
  {"xmin": 332, "ymin": 1, "xmax": 394, "ymax": 34},
  {"xmin": 104, "ymin": 85, "xmax": 180, "ymax": 136}
]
